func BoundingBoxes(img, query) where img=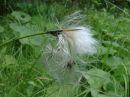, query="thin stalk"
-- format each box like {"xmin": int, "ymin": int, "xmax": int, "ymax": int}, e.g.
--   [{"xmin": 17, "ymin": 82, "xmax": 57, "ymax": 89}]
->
[{"xmin": 0, "ymin": 32, "xmax": 47, "ymax": 47}]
